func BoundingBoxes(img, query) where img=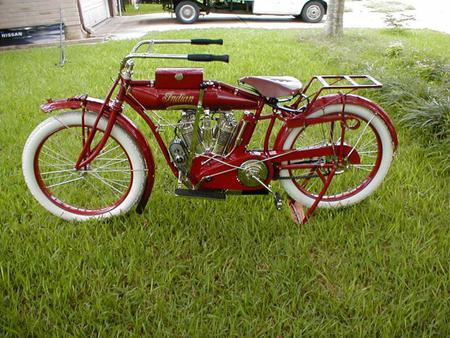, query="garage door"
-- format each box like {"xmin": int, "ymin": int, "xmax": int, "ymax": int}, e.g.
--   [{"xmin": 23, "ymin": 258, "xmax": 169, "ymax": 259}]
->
[{"xmin": 80, "ymin": 0, "xmax": 110, "ymax": 28}]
